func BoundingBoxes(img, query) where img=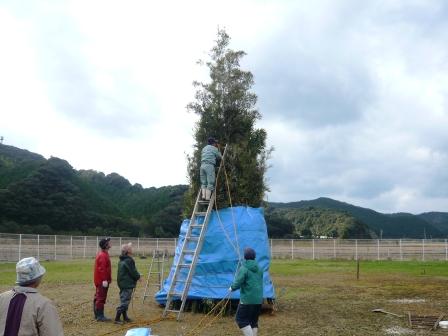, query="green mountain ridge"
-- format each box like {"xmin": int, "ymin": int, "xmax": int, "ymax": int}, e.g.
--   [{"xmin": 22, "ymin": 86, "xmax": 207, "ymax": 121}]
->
[
  {"xmin": 1, "ymin": 144, "xmax": 446, "ymax": 238},
  {"xmin": 269, "ymin": 198, "xmax": 444, "ymax": 238},
  {"xmin": 0, "ymin": 144, "xmax": 187, "ymax": 237}
]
